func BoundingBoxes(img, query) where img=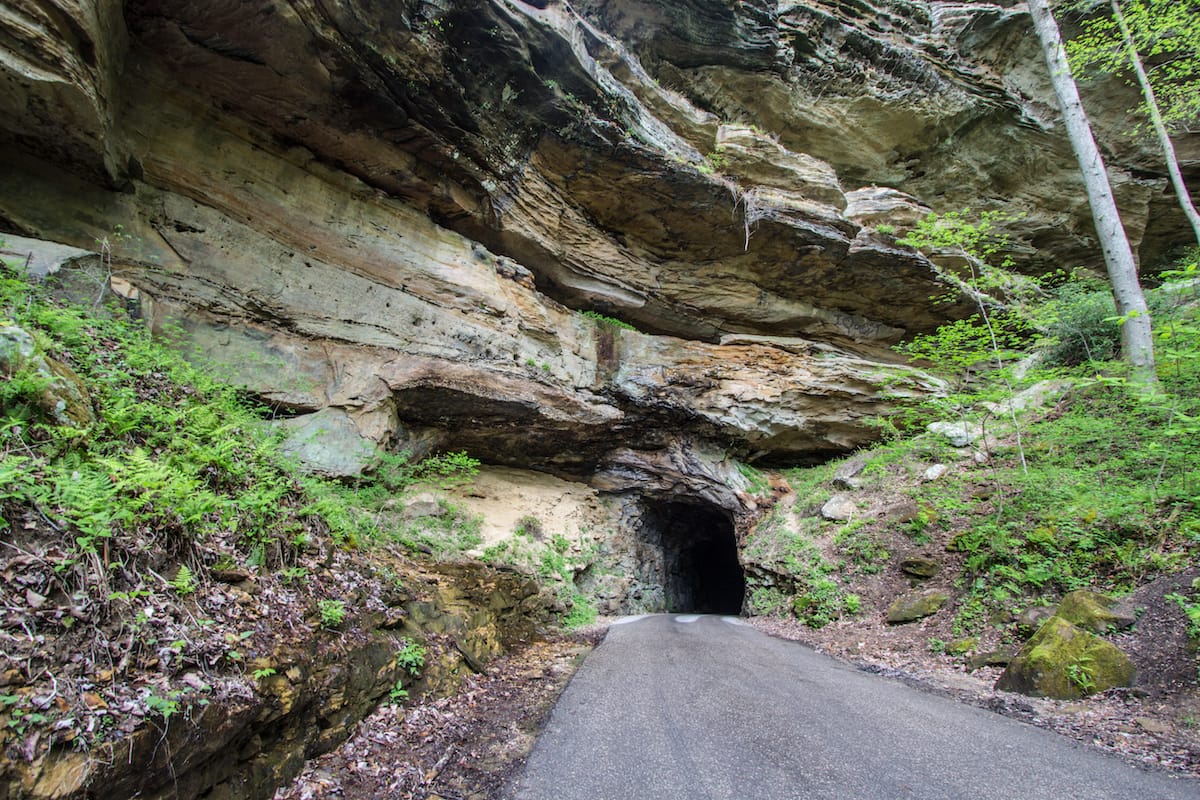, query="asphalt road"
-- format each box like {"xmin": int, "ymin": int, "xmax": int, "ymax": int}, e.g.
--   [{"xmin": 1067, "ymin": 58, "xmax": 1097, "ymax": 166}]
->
[{"xmin": 506, "ymin": 614, "xmax": 1199, "ymax": 800}]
